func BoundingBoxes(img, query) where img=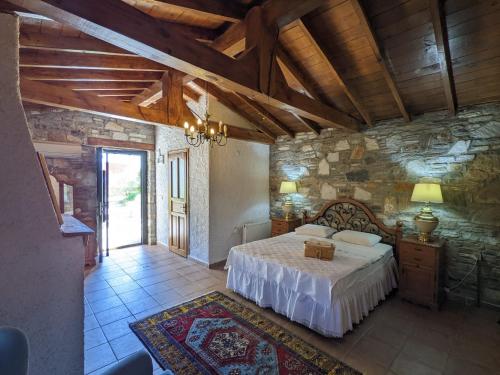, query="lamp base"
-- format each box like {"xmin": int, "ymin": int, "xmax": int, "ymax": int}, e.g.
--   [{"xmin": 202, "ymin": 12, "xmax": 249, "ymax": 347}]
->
[
  {"xmin": 282, "ymin": 200, "xmax": 294, "ymax": 220},
  {"xmin": 414, "ymin": 203, "xmax": 439, "ymax": 243}
]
